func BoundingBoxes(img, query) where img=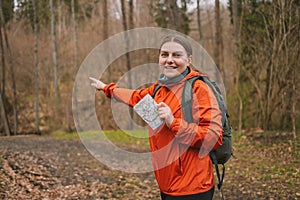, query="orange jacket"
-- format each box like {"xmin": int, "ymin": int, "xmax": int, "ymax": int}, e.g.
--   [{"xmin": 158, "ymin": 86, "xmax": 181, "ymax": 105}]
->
[{"xmin": 103, "ymin": 68, "xmax": 223, "ymax": 196}]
